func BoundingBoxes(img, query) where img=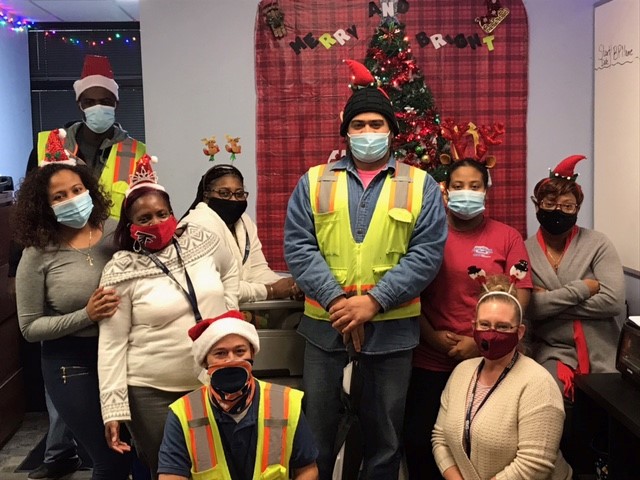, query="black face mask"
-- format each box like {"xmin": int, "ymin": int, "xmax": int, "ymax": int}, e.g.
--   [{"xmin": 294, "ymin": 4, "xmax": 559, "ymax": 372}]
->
[
  {"xmin": 207, "ymin": 197, "xmax": 248, "ymax": 226},
  {"xmin": 536, "ymin": 209, "xmax": 577, "ymax": 235},
  {"xmin": 210, "ymin": 365, "xmax": 250, "ymax": 393}
]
